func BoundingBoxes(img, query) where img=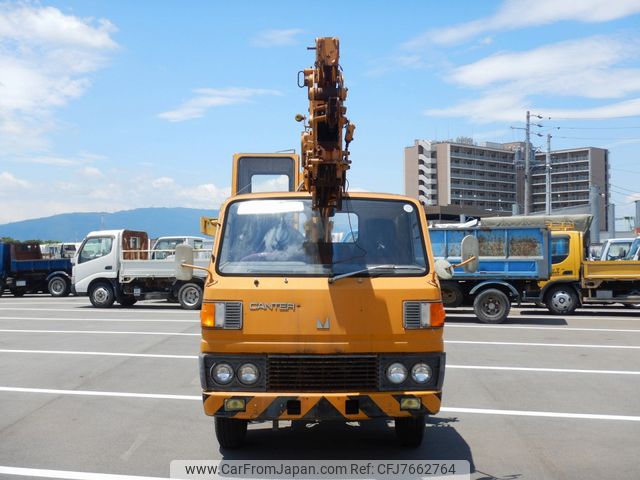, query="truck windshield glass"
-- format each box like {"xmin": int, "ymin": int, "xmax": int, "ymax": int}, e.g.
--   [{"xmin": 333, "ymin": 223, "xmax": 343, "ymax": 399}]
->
[
  {"xmin": 79, "ymin": 237, "xmax": 113, "ymax": 264},
  {"xmin": 218, "ymin": 198, "xmax": 428, "ymax": 276}
]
